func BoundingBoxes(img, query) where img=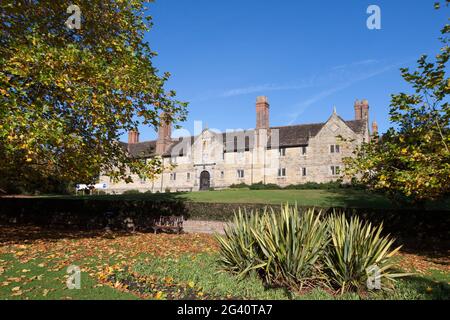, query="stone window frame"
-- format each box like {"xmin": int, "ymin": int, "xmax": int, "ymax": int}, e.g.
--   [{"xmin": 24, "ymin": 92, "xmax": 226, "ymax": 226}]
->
[
  {"xmin": 301, "ymin": 146, "xmax": 307, "ymax": 155},
  {"xmin": 186, "ymin": 172, "xmax": 191, "ymax": 181},
  {"xmin": 245, "ymin": 136, "xmax": 250, "ymax": 152},
  {"xmin": 170, "ymin": 172, "xmax": 177, "ymax": 181},
  {"xmin": 237, "ymin": 169, "xmax": 245, "ymax": 178},
  {"xmin": 301, "ymin": 167, "xmax": 307, "ymax": 177},
  {"xmin": 330, "ymin": 144, "xmax": 340, "ymax": 154},
  {"xmin": 278, "ymin": 168, "xmax": 286, "ymax": 177},
  {"xmin": 279, "ymin": 147, "xmax": 286, "ymax": 157},
  {"xmin": 330, "ymin": 165, "xmax": 341, "ymax": 176}
]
